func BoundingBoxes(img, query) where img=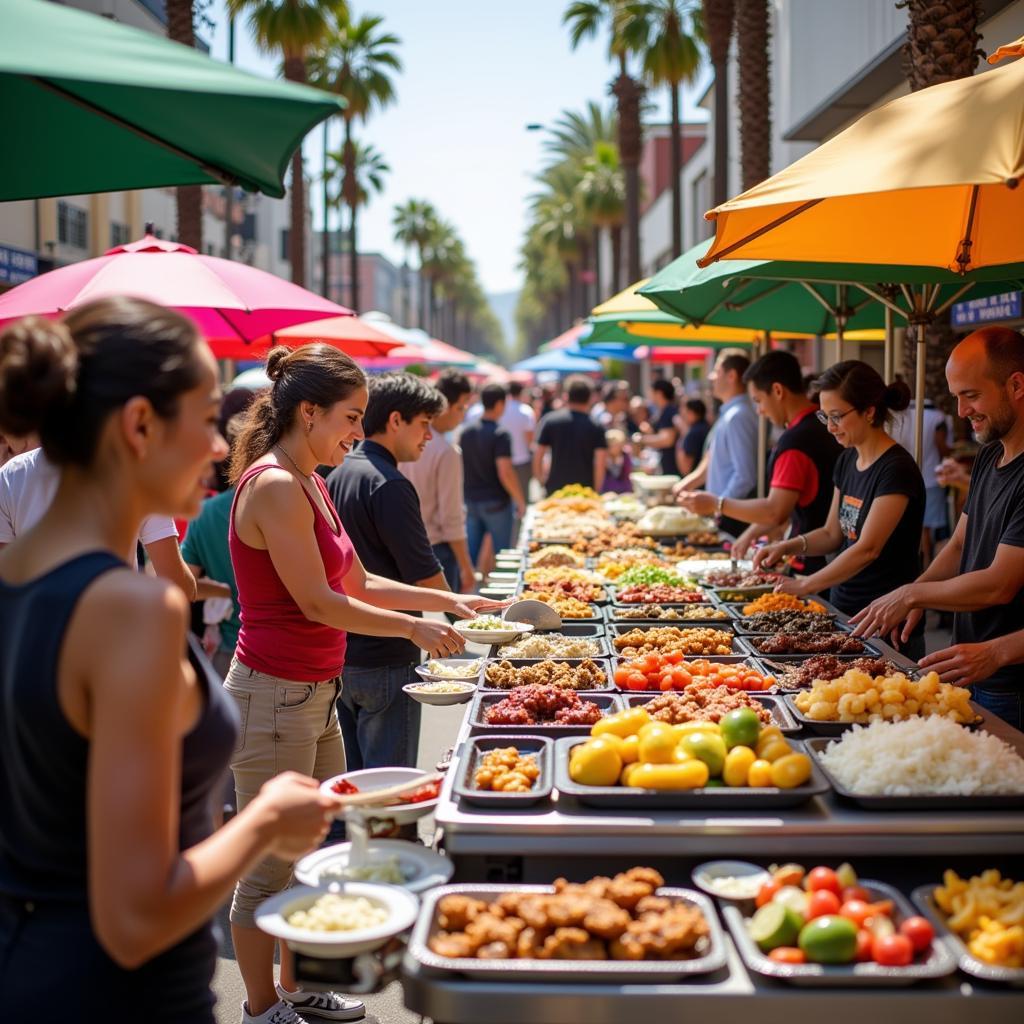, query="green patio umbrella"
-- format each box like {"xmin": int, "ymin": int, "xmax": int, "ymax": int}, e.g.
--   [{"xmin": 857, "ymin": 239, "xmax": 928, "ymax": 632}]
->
[{"xmin": 2, "ymin": 0, "xmax": 343, "ymax": 200}]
